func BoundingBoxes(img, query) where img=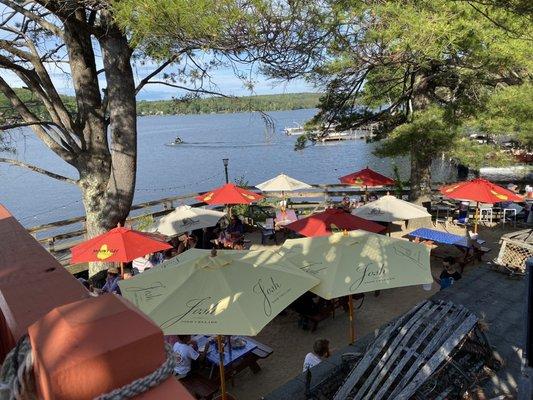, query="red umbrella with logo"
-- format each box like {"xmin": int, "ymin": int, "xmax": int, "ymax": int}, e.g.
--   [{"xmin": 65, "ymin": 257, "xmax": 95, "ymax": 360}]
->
[
  {"xmin": 71, "ymin": 227, "xmax": 172, "ymax": 275},
  {"xmin": 285, "ymin": 208, "xmax": 386, "ymax": 237},
  {"xmin": 339, "ymin": 167, "xmax": 395, "ymax": 186},
  {"xmin": 196, "ymin": 183, "xmax": 264, "ymax": 205},
  {"xmin": 440, "ymin": 178, "xmax": 523, "ymax": 233}
]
